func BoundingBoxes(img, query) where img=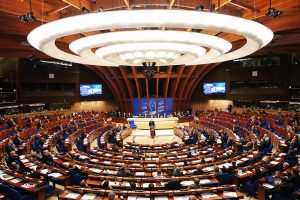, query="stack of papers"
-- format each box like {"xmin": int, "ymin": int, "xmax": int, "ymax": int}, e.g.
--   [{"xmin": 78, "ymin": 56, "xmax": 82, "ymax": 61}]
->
[
  {"xmin": 173, "ymin": 196, "xmax": 189, "ymax": 200},
  {"xmin": 89, "ymin": 168, "xmax": 102, "ymax": 173},
  {"xmin": 223, "ymin": 191, "xmax": 237, "ymax": 197},
  {"xmin": 21, "ymin": 183, "xmax": 37, "ymax": 188},
  {"xmin": 199, "ymin": 179, "xmax": 211, "ymax": 184},
  {"xmin": 48, "ymin": 173, "xmax": 62, "ymax": 178},
  {"xmin": 10, "ymin": 178, "xmax": 22, "ymax": 183},
  {"xmin": 263, "ymin": 183, "xmax": 275, "ymax": 189},
  {"xmin": 270, "ymin": 161, "xmax": 279, "ymax": 165},
  {"xmin": 181, "ymin": 180, "xmax": 194, "ymax": 186},
  {"xmin": 81, "ymin": 193, "xmax": 96, "ymax": 200},
  {"xmin": 135, "ymin": 172, "xmax": 145, "ymax": 176},
  {"xmin": 40, "ymin": 169, "xmax": 49, "ymax": 174},
  {"xmin": 0, "ymin": 174, "xmax": 13, "ymax": 181},
  {"xmin": 65, "ymin": 192, "xmax": 81, "ymax": 199},
  {"xmin": 201, "ymin": 192, "xmax": 218, "ymax": 199}
]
